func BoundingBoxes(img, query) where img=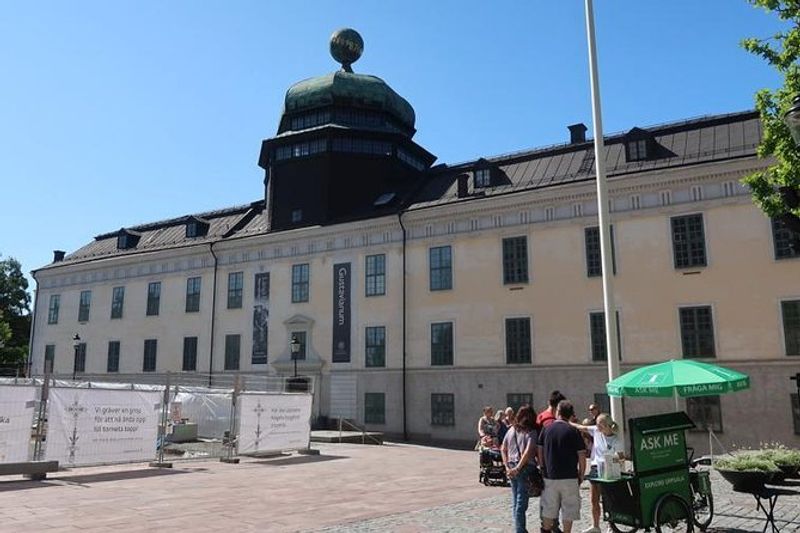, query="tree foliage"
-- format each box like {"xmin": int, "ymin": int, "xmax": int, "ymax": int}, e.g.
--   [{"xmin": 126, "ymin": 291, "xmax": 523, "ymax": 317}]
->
[
  {"xmin": 0, "ymin": 255, "xmax": 31, "ymax": 365},
  {"xmin": 742, "ymin": 0, "xmax": 800, "ymax": 232}
]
